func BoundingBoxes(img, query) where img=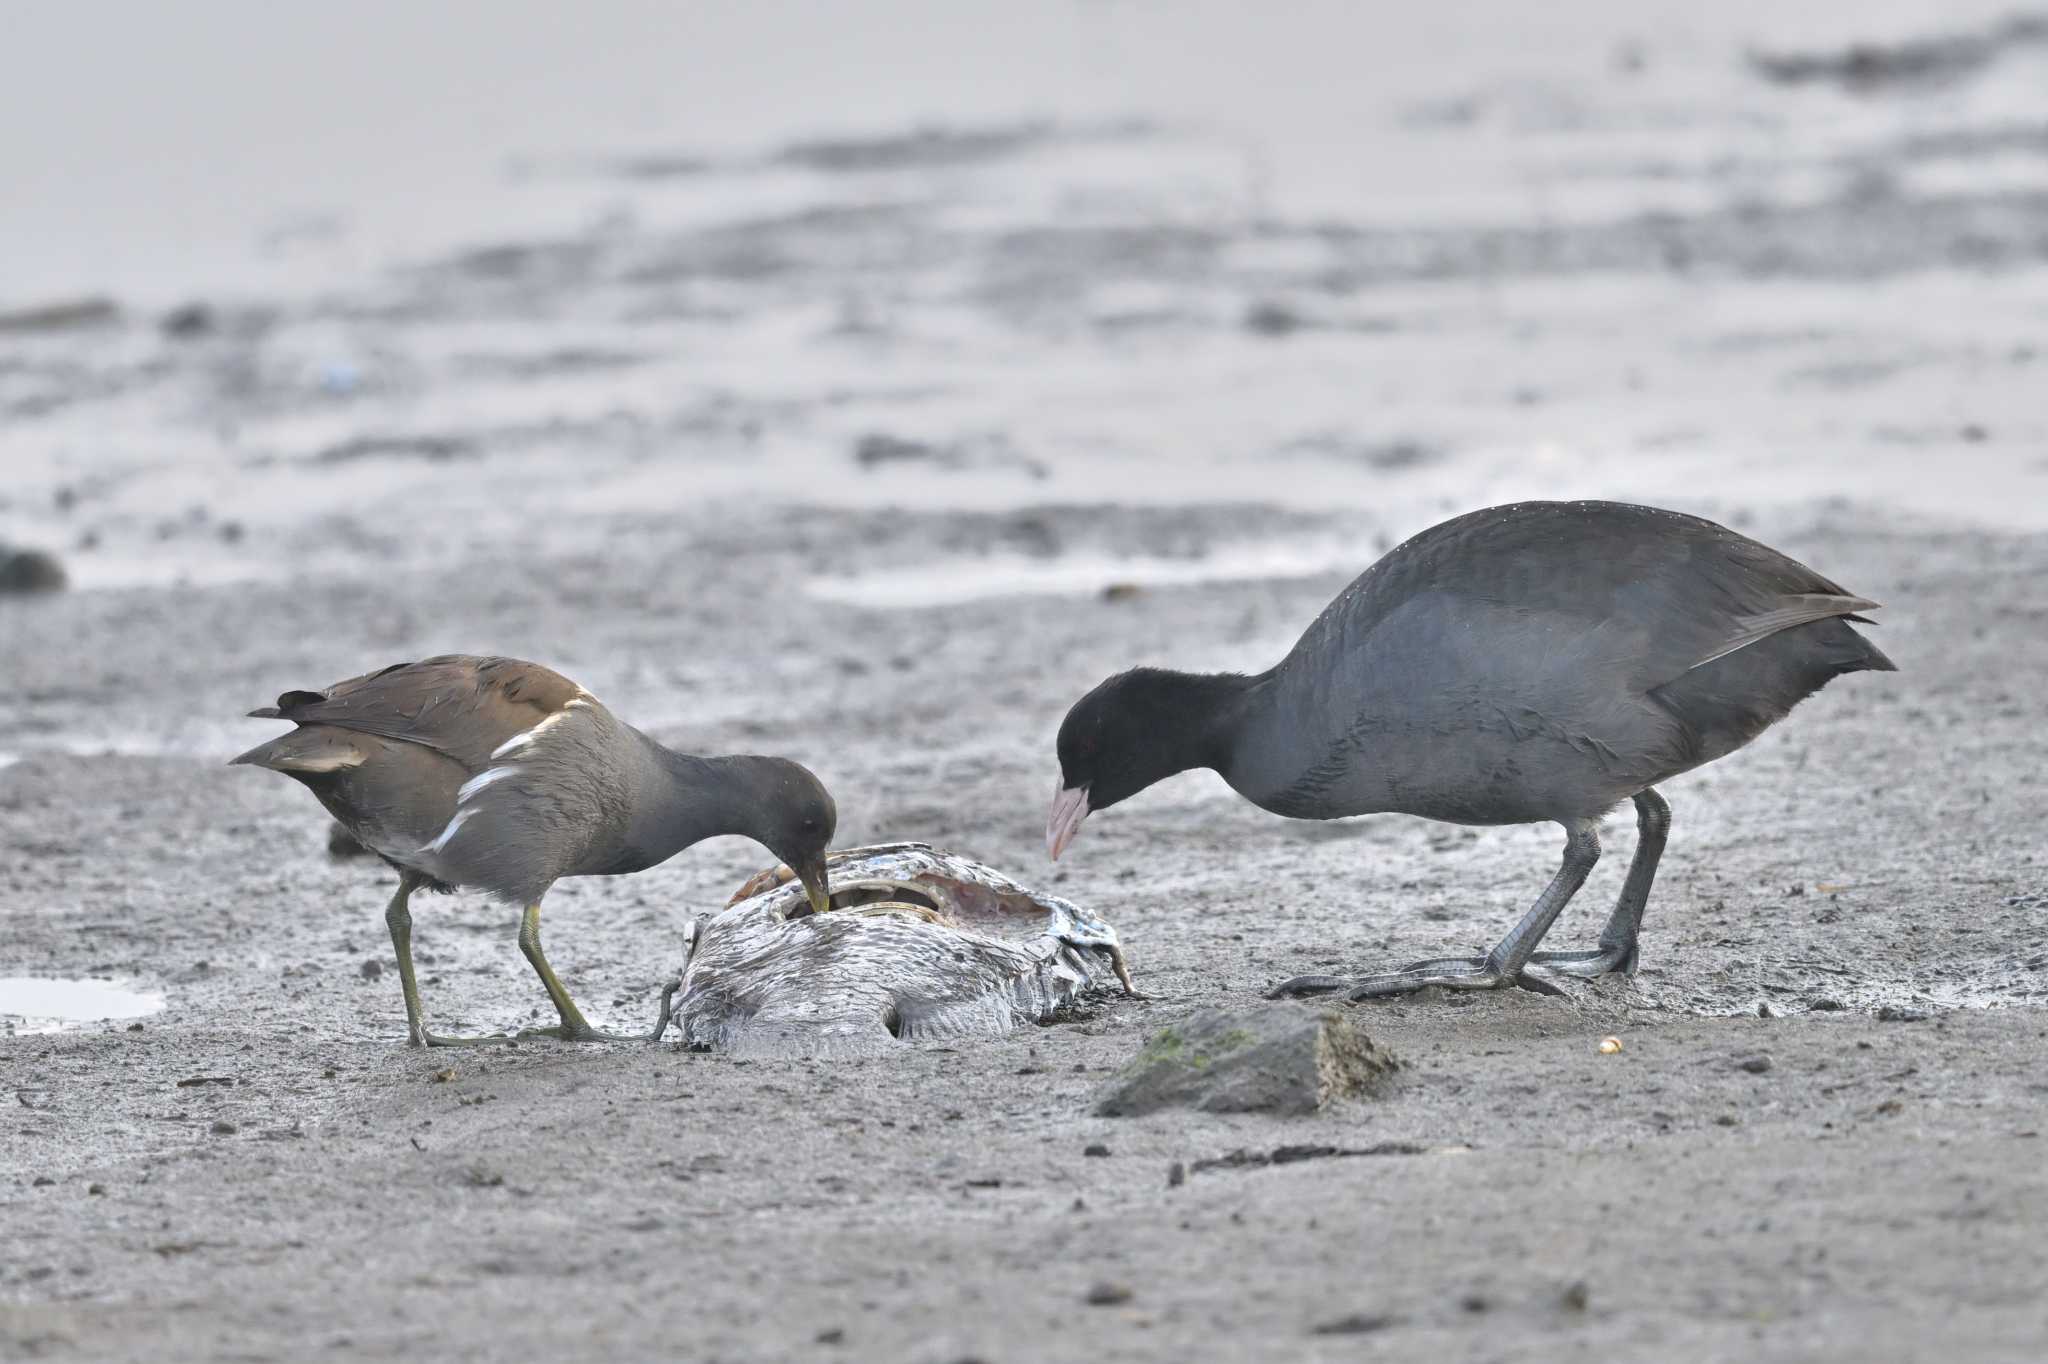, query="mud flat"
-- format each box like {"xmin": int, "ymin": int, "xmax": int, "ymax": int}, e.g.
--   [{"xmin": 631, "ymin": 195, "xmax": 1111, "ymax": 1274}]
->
[
  {"xmin": 3, "ymin": 502, "xmax": 2045, "ymax": 1362},
  {"xmin": 5, "ymin": 3, "xmax": 2048, "ymax": 1357}
]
